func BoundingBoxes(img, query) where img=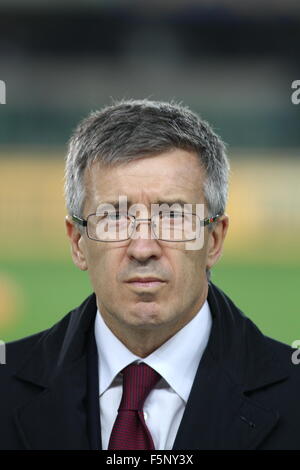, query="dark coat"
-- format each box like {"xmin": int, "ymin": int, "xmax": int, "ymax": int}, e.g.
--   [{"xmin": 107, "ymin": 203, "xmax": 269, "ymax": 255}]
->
[{"xmin": 0, "ymin": 281, "xmax": 299, "ymax": 450}]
